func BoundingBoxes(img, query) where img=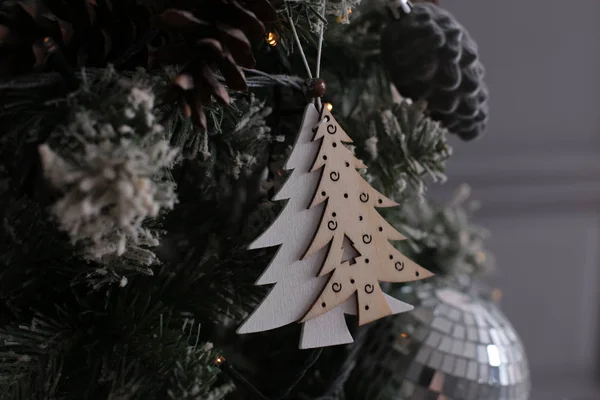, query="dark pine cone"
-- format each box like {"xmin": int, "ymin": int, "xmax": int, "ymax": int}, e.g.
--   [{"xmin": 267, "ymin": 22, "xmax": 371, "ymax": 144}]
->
[
  {"xmin": 0, "ymin": 0, "xmax": 152, "ymax": 75},
  {"xmin": 0, "ymin": 0, "xmax": 278, "ymax": 130},
  {"xmin": 381, "ymin": 3, "xmax": 488, "ymax": 140},
  {"xmin": 151, "ymin": 0, "xmax": 278, "ymax": 129}
]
